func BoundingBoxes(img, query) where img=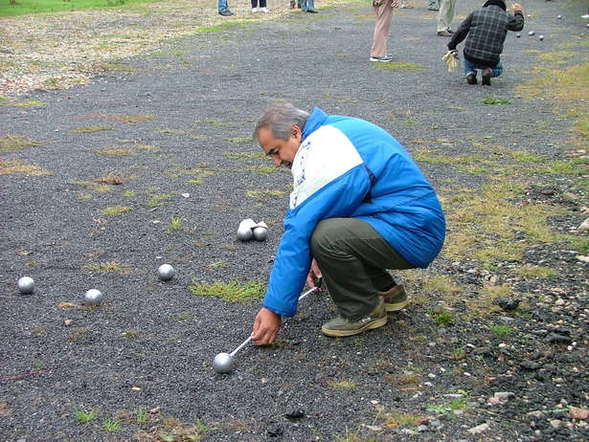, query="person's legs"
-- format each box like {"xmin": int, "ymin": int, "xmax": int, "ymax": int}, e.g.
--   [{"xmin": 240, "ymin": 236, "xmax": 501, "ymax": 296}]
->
[
  {"xmin": 464, "ymin": 57, "xmax": 477, "ymax": 84},
  {"xmin": 310, "ymin": 218, "xmax": 413, "ymax": 320},
  {"xmin": 306, "ymin": 0, "xmax": 315, "ymax": 12},
  {"xmin": 370, "ymin": 0, "xmax": 394, "ymax": 59},
  {"xmin": 218, "ymin": 0, "xmax": 228, "ymax": 12},
  {"xmin": 437, "ymin": 0, "xmax": 455, "ymax": 33},
  {"xmin": 251, "ymin": 0, "xmax": 258, "ymax": 10},
  {"xmin": 491, "ymin": 61, "xmax": 503, "ymax": 77}
]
